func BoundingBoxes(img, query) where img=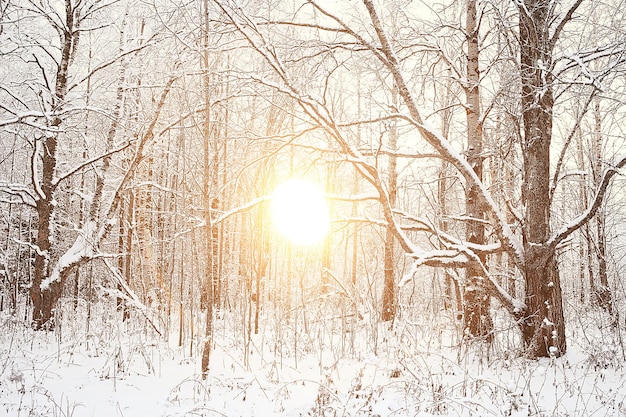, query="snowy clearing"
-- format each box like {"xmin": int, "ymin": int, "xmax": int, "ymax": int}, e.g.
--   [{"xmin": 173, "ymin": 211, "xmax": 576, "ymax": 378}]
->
[{"xmin": 2, "ymin": 303, "xmax": 626, "ymax": 417}]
